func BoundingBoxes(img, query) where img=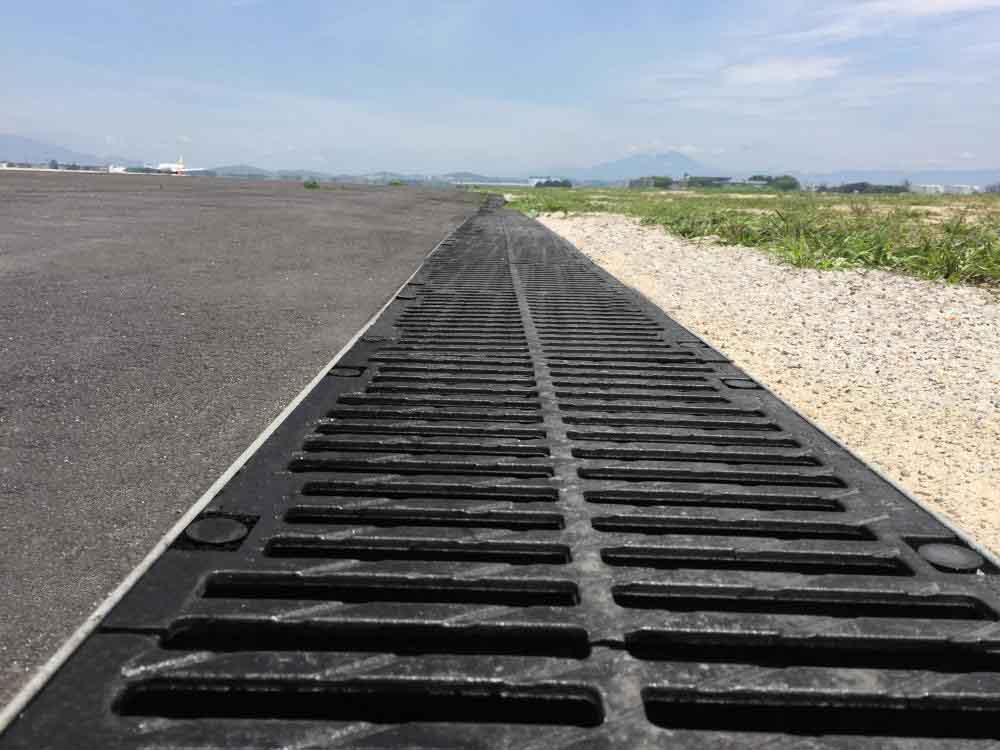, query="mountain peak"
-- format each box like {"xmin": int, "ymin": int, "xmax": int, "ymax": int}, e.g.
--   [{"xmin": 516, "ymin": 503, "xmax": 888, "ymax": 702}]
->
[{"xmin": 554, "ymin": 150, "xmax": 717, "ymax": 182}]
